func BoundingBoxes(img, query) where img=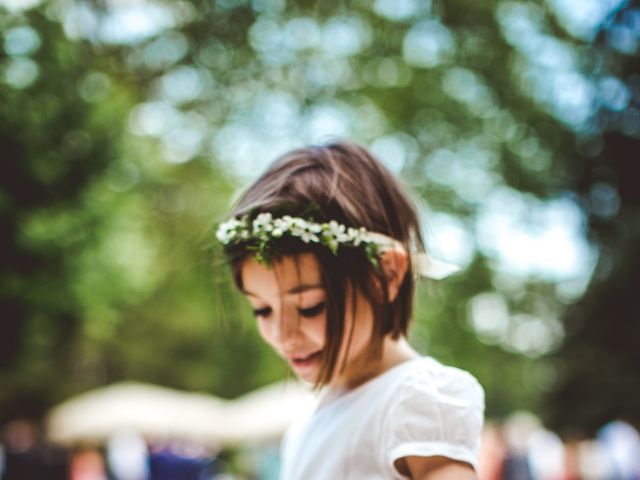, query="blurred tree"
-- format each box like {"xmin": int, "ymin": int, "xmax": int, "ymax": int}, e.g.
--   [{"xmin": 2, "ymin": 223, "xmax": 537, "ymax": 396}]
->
[
  {"xmin": 542, "ymin": 0, "xmax": 640, "ymax": 435},
  {"xmin": 0, "ymin": 8, "xmax": 130, "ymax": 419},
  {"xmin": 1, "ymin": 0, "xmax": 636, "ymax": 436},
  {"xmin": 165, "ymin": 0, "xmax": 579, "ymax": 418},
  {"xmin": 0, "ymin": 0, "xmax": 286, "ymax": 421}
]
